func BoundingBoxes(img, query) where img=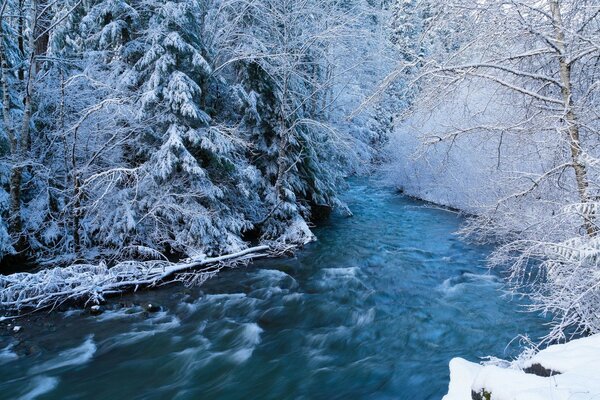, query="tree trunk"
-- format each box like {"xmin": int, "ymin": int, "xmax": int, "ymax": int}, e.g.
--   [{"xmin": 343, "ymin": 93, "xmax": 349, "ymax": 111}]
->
[
  {"xmin": 6, "ymin": 0, "xmax": 39, "ymax": 252},
  {"xmin": 17, "ymin": 0, "xmax": 25, "ymax": 81},
  {"xmin": 549, "ymin": 0, "xmax": 596, "ymax": 236},
  {"xmin": 72, "ymin": 173, "xmax": 81, "ymax": 256},
  {"xmin": 71, "ymin": 115, "xmax": 81, "ymax": 255},
  {"xmin": 275, "ymin": 2, "xmax": 291, "ymax": 204},
  {"xmin": 0, "ymin": 19, "xmax": 15, "ymax": 151},
  {"xmin": 1, "ymin": 10, "xmax": 25, "ymax": 249}
]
